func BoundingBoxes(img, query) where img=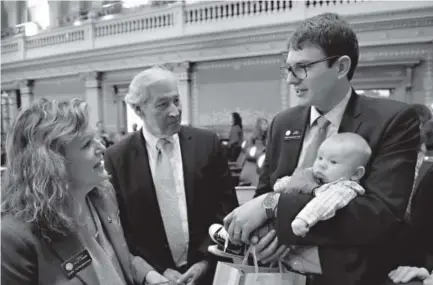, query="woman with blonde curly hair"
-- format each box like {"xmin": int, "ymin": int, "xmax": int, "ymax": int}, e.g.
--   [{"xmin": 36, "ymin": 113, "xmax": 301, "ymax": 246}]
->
[{"xmin": 1, "ymin": 98, "xmax": 167, "ymax": 285}]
